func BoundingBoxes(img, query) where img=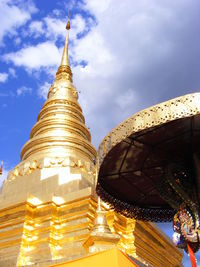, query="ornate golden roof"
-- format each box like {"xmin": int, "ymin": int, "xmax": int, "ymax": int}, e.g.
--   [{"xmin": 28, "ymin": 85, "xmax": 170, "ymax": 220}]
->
[
  {"xmin": 97, "ymin": 93, "xmax": 200, "ymax": 221},
  {"xmin": 98, "ymin": 93, "xmax": 200, "ymax": 166},
  {"xmin": 21, "ymin": 22, "xmax": 96, "ymax": 163}
]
